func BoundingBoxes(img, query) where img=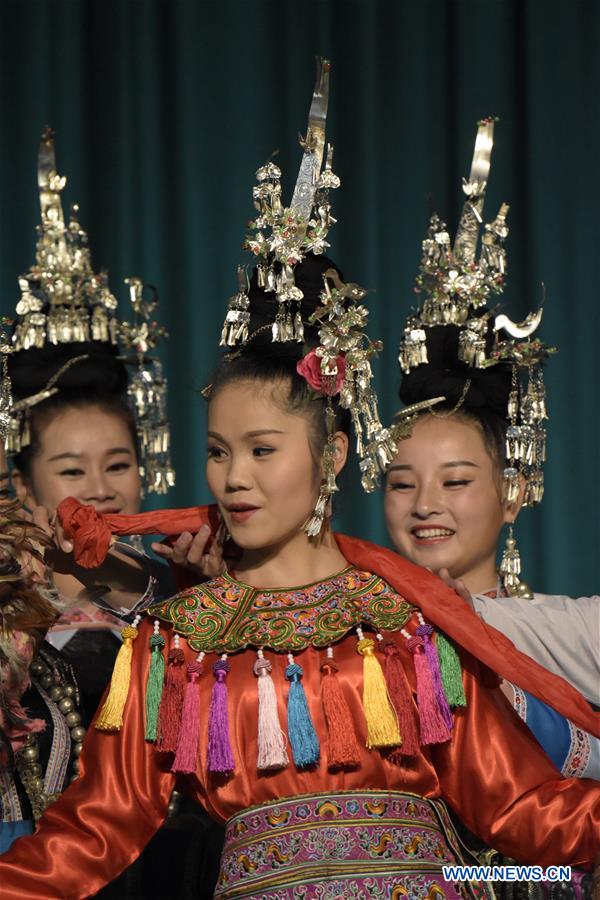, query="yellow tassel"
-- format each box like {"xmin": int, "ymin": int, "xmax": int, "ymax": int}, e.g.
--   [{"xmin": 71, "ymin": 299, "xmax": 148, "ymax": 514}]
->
[
  {"xmin": 356, "ymin": 635, "xmax": 401, "ymax": 749},
  {"xmin": 95, "ymin": 618, "xmax": 141, "ymax": 732}
]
